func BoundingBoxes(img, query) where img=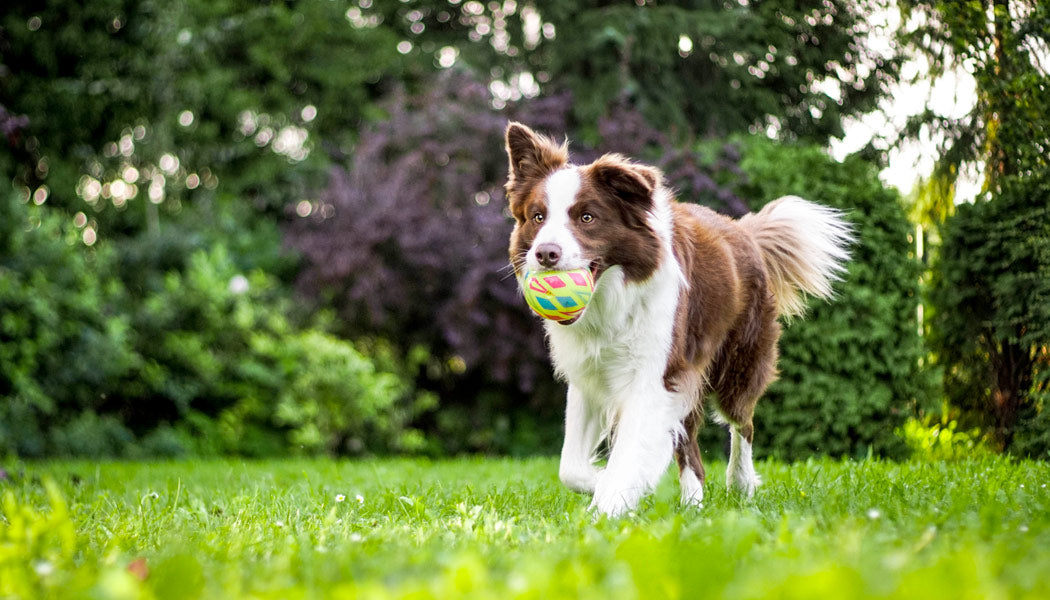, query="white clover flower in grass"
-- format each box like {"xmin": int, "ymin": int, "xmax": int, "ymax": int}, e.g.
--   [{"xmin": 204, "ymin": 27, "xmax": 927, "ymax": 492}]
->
[
  {"xmin": 867, "ymin": 508, "xmax": 881, "ymax": 520},
  {"xmin": 335, "ymin": 494, "xmax": 346, "ymax": 503}
]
